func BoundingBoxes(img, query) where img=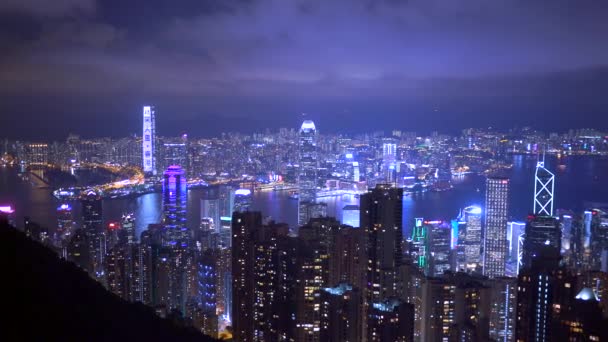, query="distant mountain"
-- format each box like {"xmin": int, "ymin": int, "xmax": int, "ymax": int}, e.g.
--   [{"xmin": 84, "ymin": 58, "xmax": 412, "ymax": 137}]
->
[{"xmin": 0, "ymin": 219, "xmax": 216, "ymax": 341}]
